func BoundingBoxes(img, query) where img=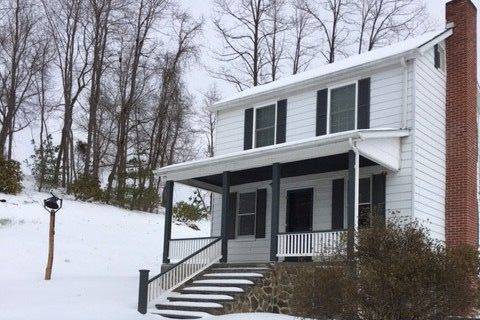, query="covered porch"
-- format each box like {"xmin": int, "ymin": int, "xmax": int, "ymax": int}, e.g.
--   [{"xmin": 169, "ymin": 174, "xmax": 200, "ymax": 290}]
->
[{"xmin": 158, "ymin": 129, "xmax": 408, "ymax": 263}]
